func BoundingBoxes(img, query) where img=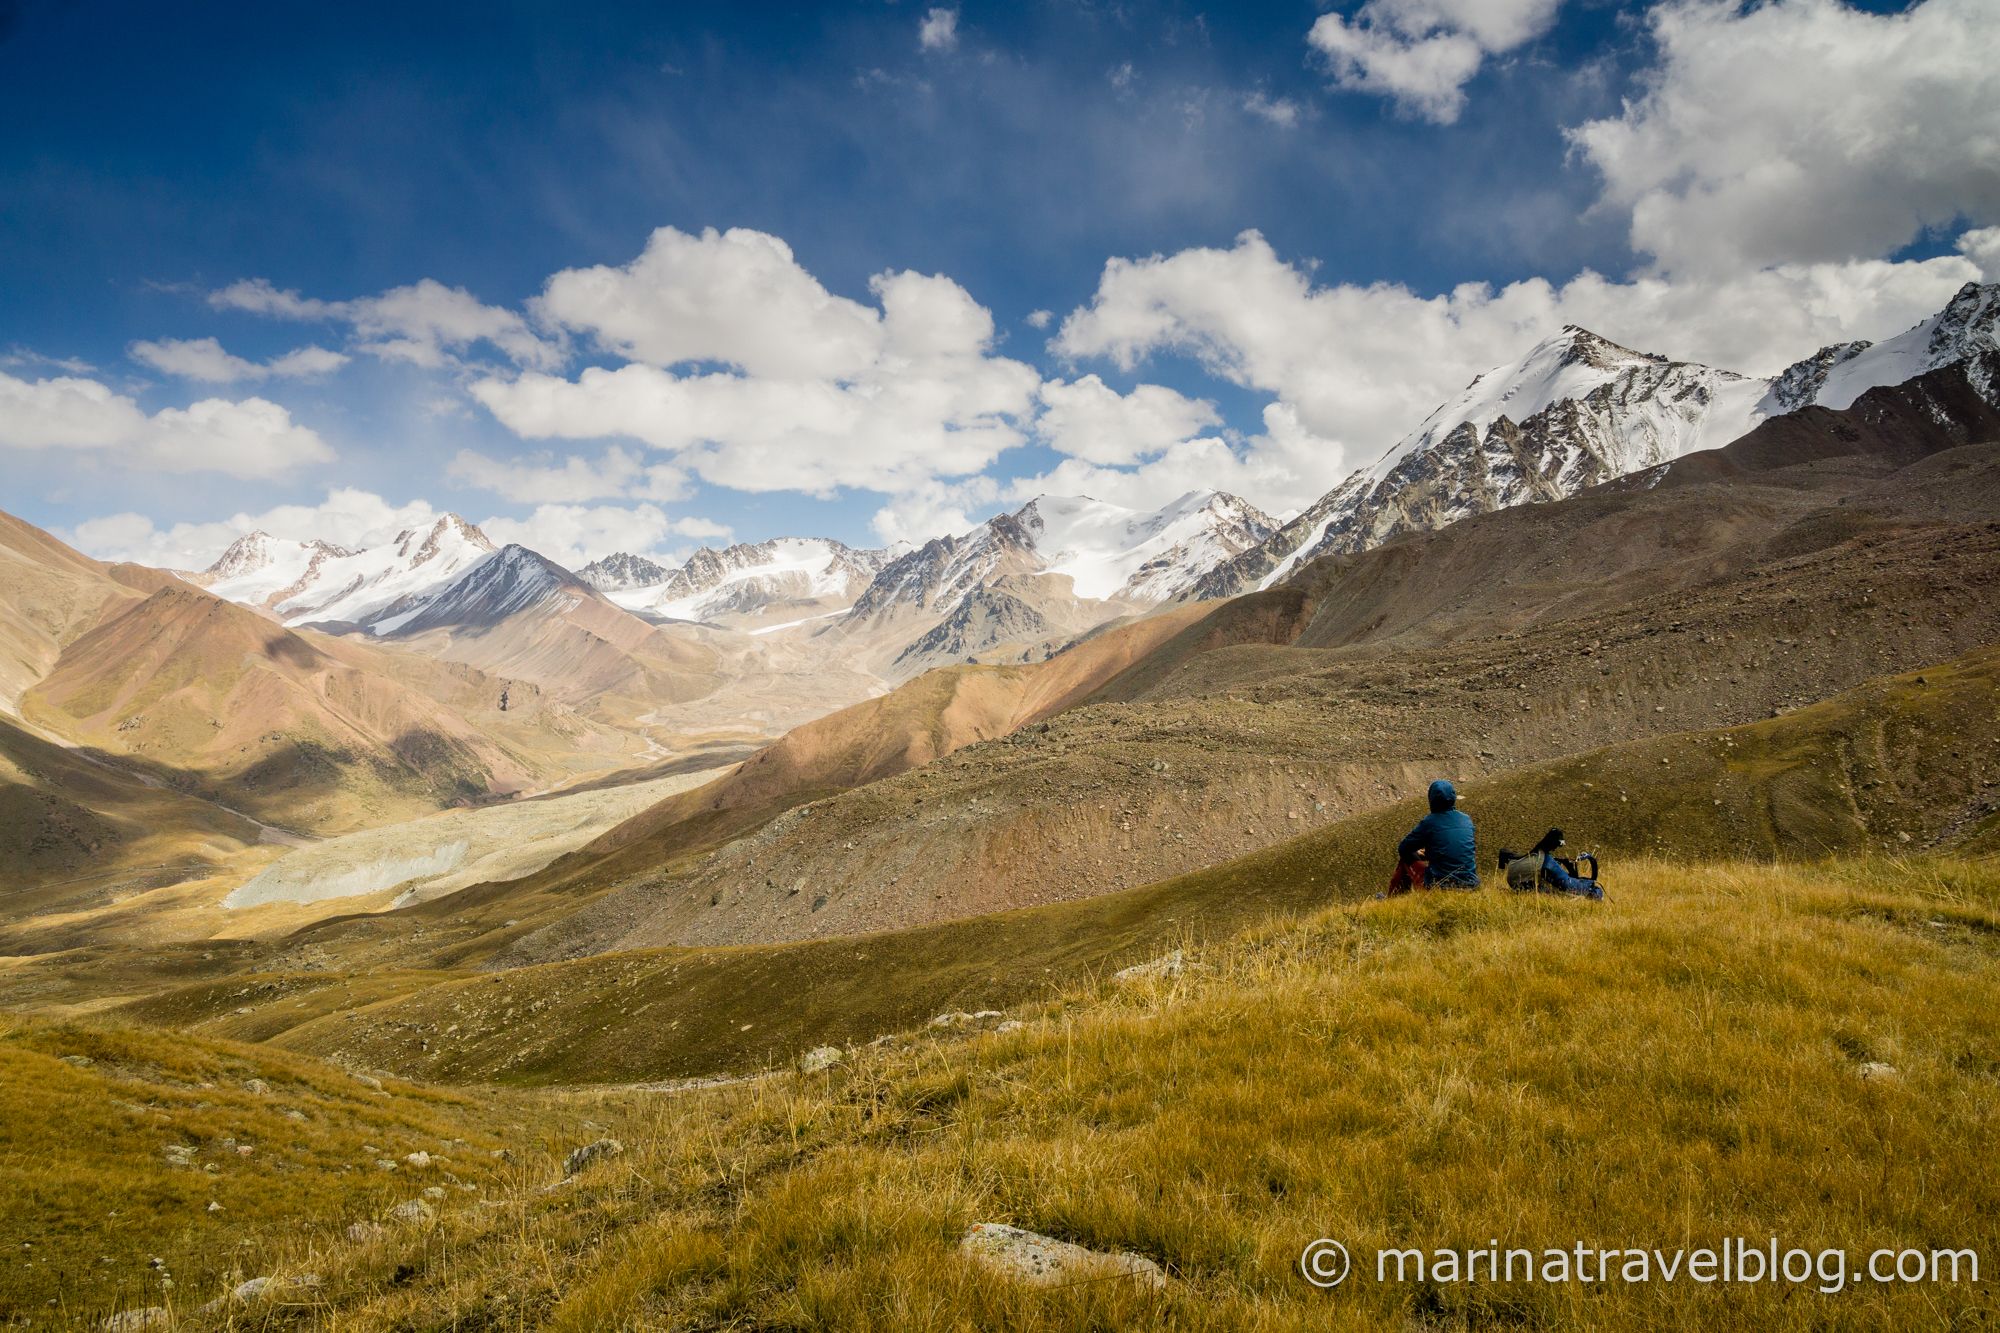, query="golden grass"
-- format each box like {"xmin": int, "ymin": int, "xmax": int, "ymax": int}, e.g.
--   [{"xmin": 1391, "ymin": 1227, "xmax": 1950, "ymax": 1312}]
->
[{"xmin": 16, "ymin": 855, "xmax": 1994, "ymax": 1329}]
